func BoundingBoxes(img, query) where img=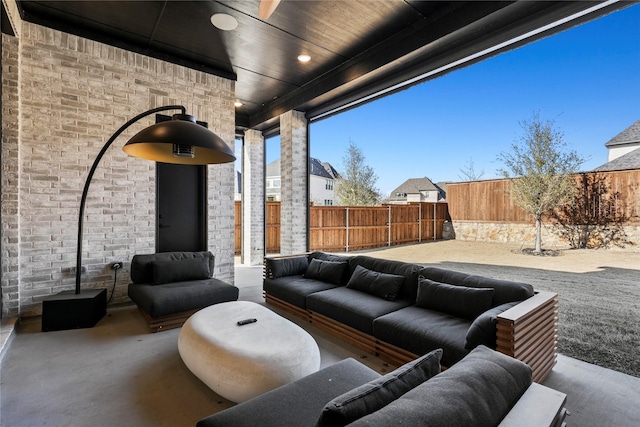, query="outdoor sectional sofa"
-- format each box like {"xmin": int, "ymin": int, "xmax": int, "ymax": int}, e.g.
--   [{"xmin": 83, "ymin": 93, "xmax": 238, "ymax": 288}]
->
[
  {"xmin": 197, "ymin": 345, "xmax": 568, "ymax": 427},
  {"xmin": 263, "ymin": 251, "xmax": 559, "ymax": 382}
]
